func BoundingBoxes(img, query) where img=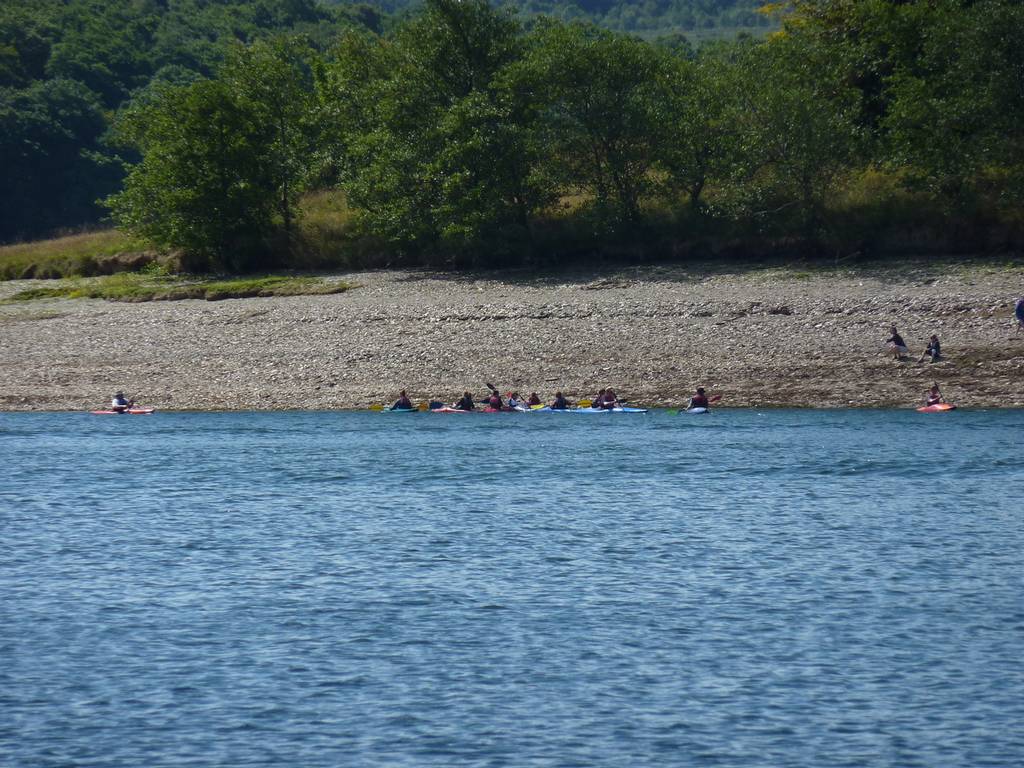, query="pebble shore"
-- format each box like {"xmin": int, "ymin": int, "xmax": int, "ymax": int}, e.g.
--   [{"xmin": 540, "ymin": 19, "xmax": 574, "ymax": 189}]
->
[{"xmin": 1, "ymin": 262, "xmax": 1022, "ymax": 411}]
